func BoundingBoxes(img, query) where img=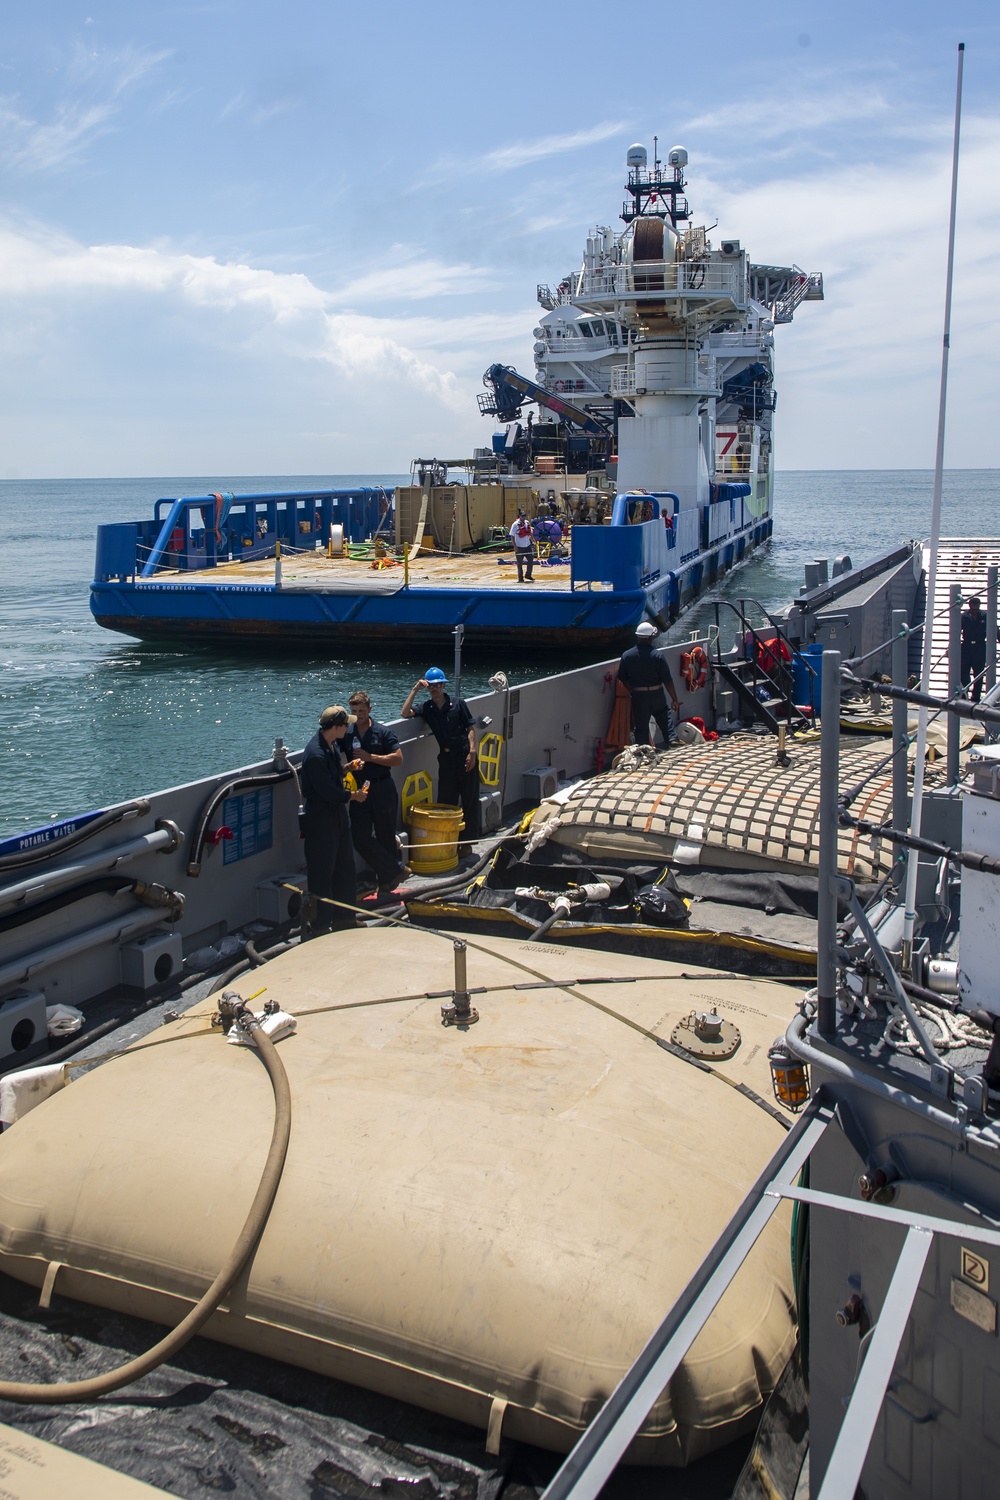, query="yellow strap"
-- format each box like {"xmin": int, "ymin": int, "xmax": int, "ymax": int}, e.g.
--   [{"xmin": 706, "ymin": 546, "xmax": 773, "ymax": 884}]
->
[
  {"xmin": 486, "ymin": 1395, "xmax": 508, "ymax": 1455},
  {"xmin": 38, "ymin": 1260, "xmax": 63, "ymax": 1310}
]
